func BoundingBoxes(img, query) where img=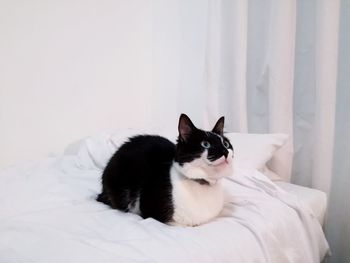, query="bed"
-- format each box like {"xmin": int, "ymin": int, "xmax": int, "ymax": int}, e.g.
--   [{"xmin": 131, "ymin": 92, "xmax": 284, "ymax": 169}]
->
[
  {"xmin": 0, "ymin": 132, "xmax": 329, "ymax": 263},
  {"xmin": 275, "ymin": 182, "xmax": 327, "ymax": 226}
]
